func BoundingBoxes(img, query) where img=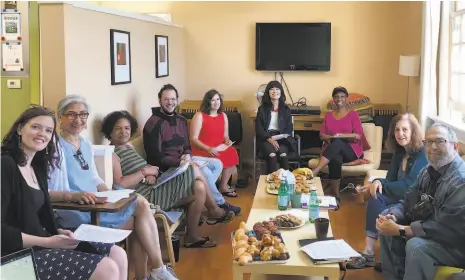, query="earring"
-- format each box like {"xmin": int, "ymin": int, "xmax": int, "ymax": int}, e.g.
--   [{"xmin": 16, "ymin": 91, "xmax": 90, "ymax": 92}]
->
[{"xmin": 46, "ymin": 146, "xmax": 49, "ymax": 155}]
